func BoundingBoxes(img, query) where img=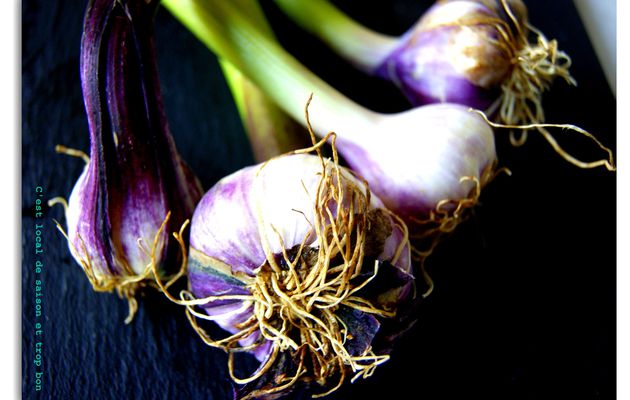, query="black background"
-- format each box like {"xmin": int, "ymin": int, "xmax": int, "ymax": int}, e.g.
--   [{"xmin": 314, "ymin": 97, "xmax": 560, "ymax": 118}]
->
[{"xmin": 21, "ymin": 0, "xmax": 616, "ymax": 399}]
